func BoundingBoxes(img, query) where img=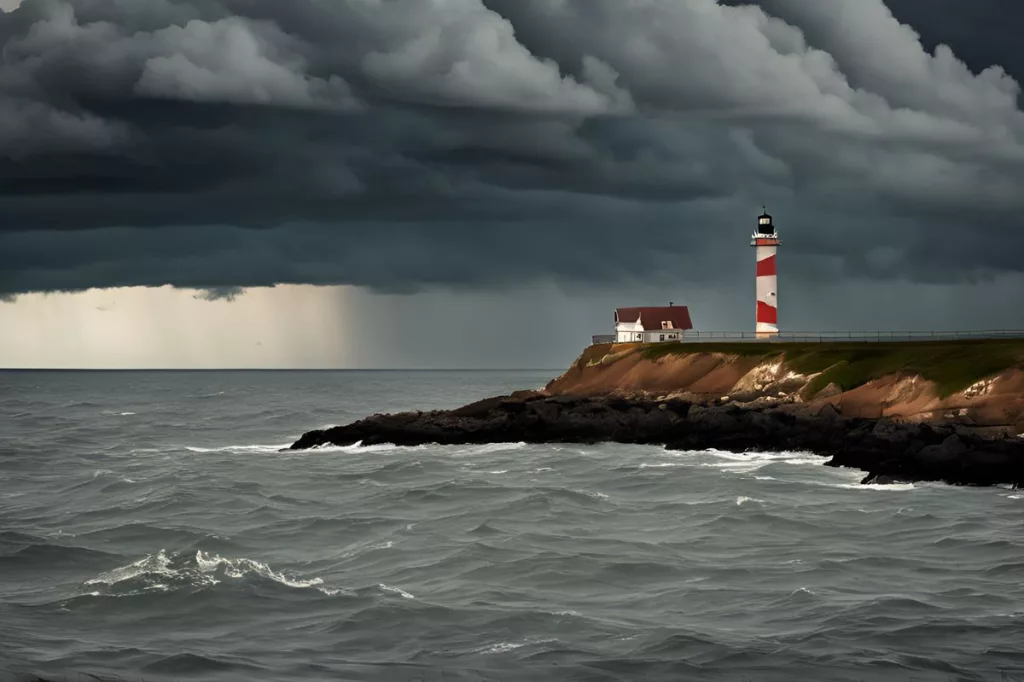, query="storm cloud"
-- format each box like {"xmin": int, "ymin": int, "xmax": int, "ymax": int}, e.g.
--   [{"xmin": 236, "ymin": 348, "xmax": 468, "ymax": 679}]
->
[{"xmin": 2, "ymin": 0, "xmax": 1023, "ymax": 296}]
